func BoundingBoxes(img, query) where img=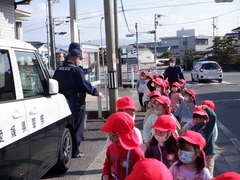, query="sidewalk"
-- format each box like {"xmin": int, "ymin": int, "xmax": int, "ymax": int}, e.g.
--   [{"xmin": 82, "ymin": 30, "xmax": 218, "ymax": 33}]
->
[{"xmin": 81, "ymin": 87, "xmax": 240, "ymax": 179}]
